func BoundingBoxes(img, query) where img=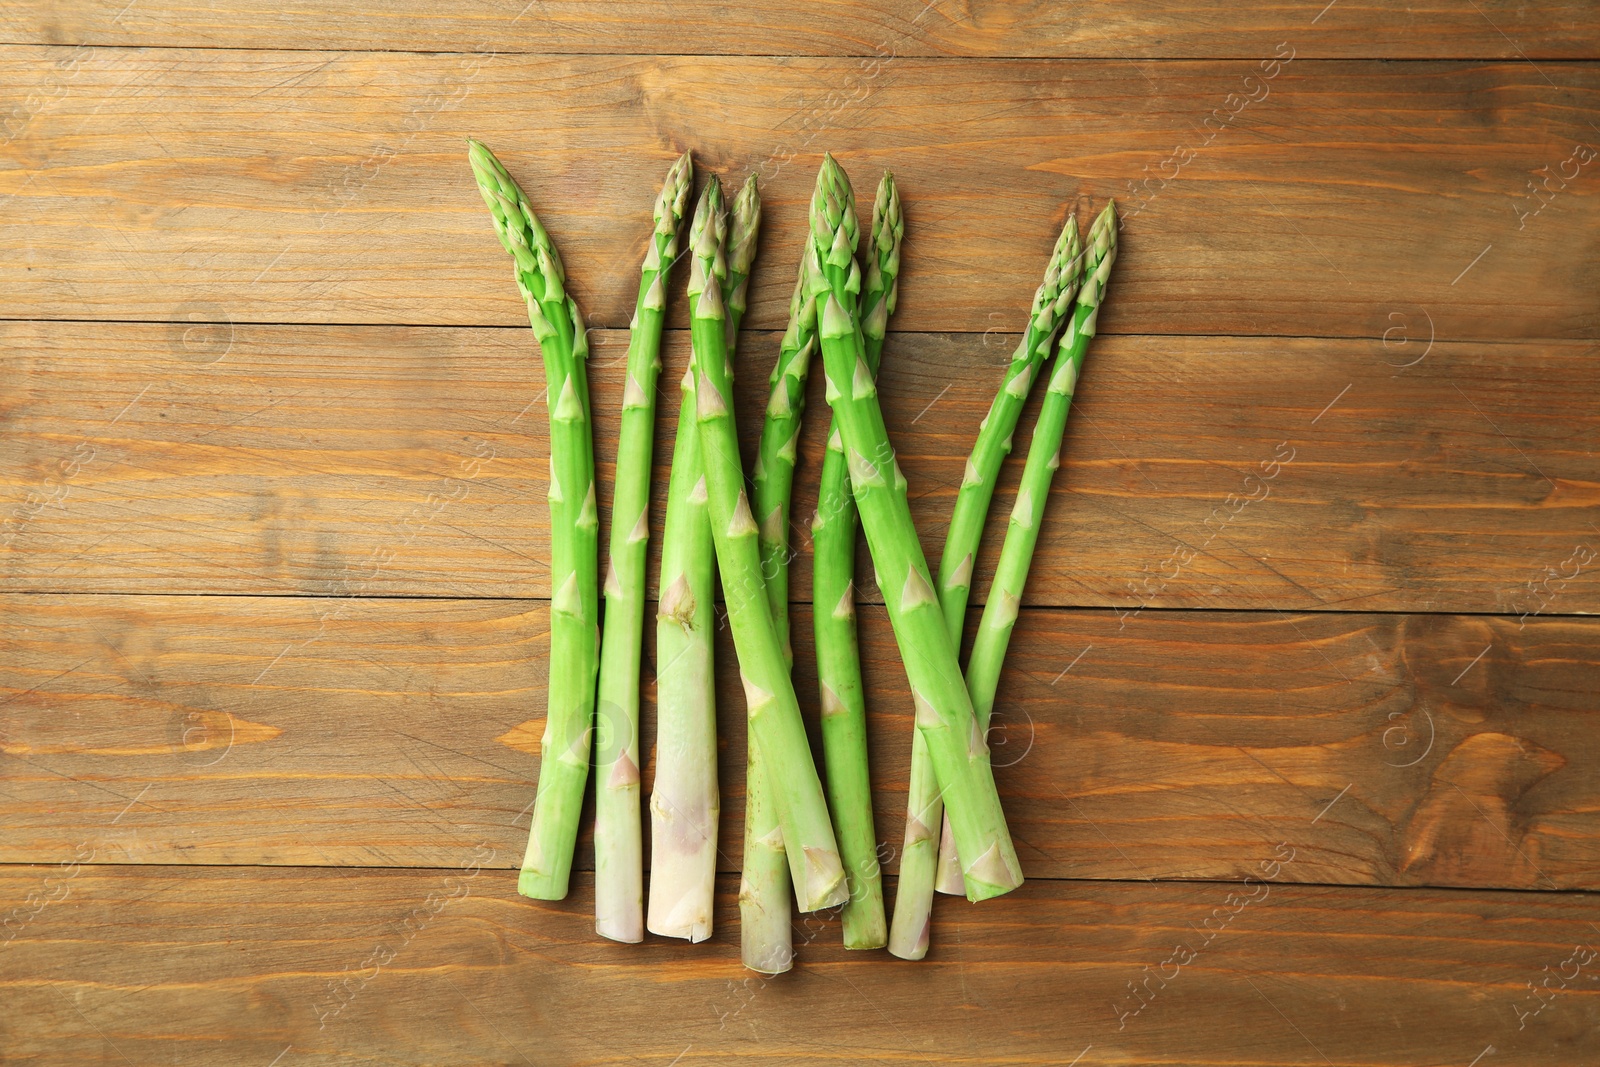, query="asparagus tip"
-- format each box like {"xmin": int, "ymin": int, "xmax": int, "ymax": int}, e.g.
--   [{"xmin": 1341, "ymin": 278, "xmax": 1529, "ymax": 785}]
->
[
  {"xmin": 686, "ymin": 177, "xmax": 726, "ymax": 297},
  {"xmin": 658, "ymin": 151, "xmax": 695, "ymax": 224},
  {"xmin": 727, "ymin": 173, "xmax": 762, "ymax": 278}
]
